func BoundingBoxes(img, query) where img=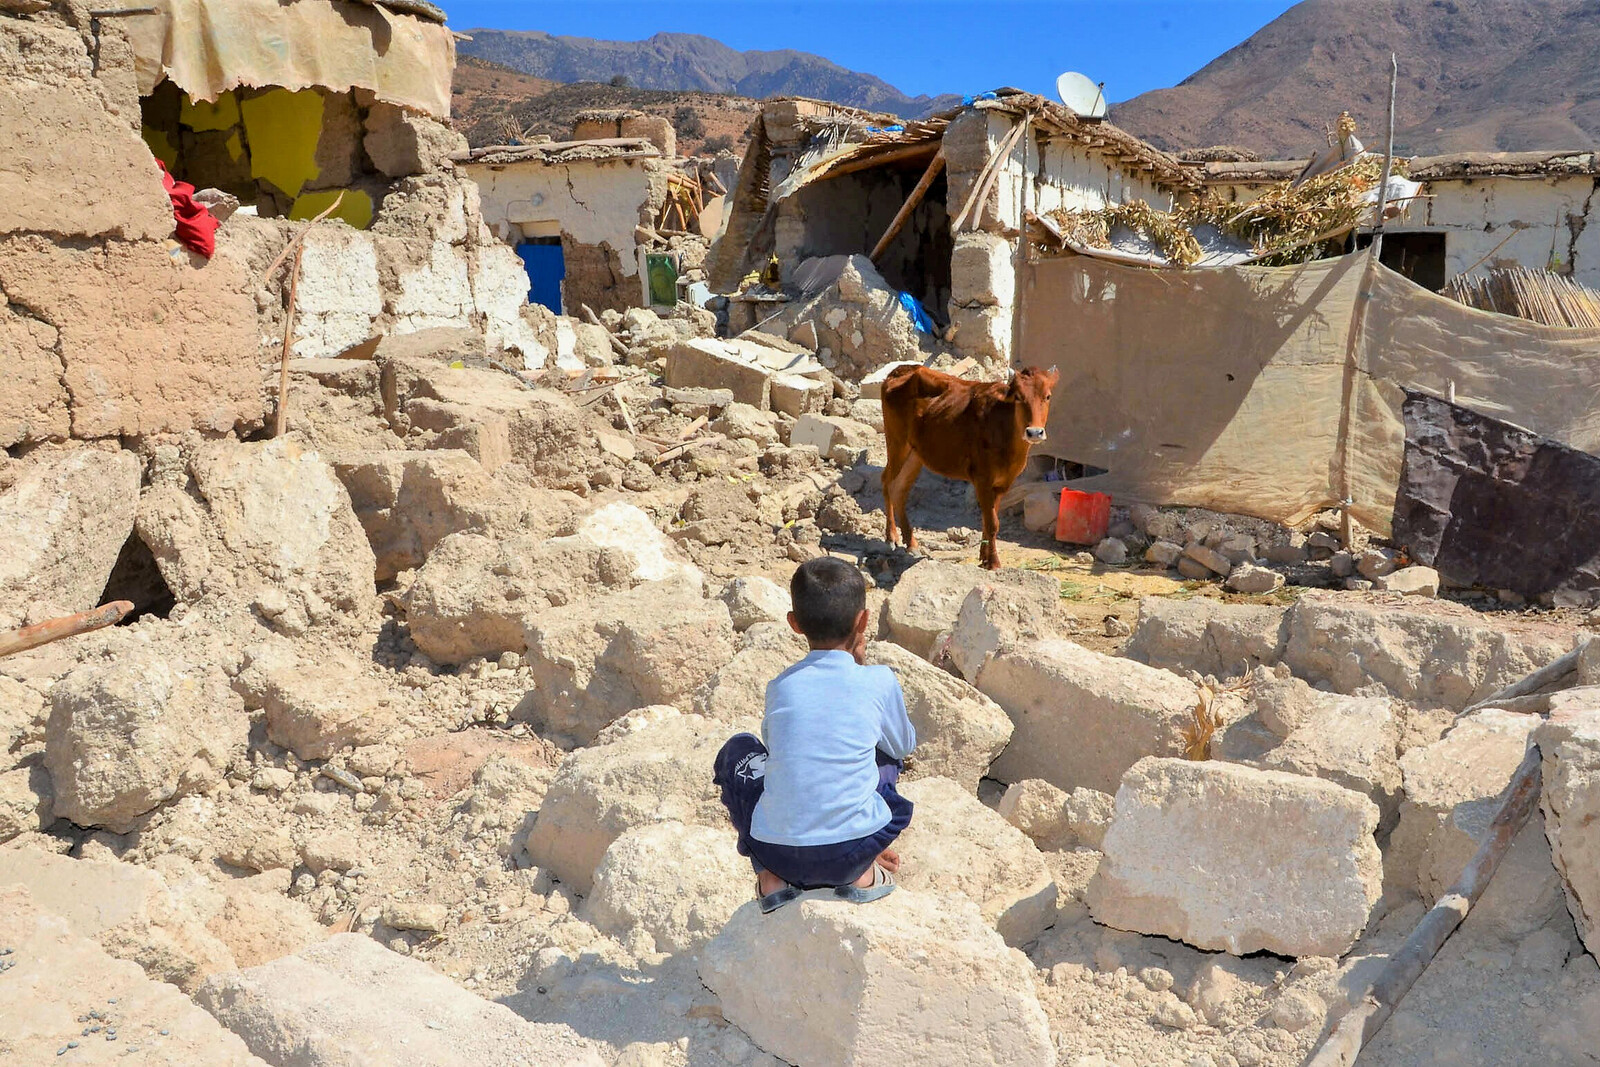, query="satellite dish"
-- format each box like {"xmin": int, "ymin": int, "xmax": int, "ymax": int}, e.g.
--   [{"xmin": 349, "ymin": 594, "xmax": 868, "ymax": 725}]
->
[{"xmin": 1056, "ymin": 72, "xmax": 1107, "ymax": 119}]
